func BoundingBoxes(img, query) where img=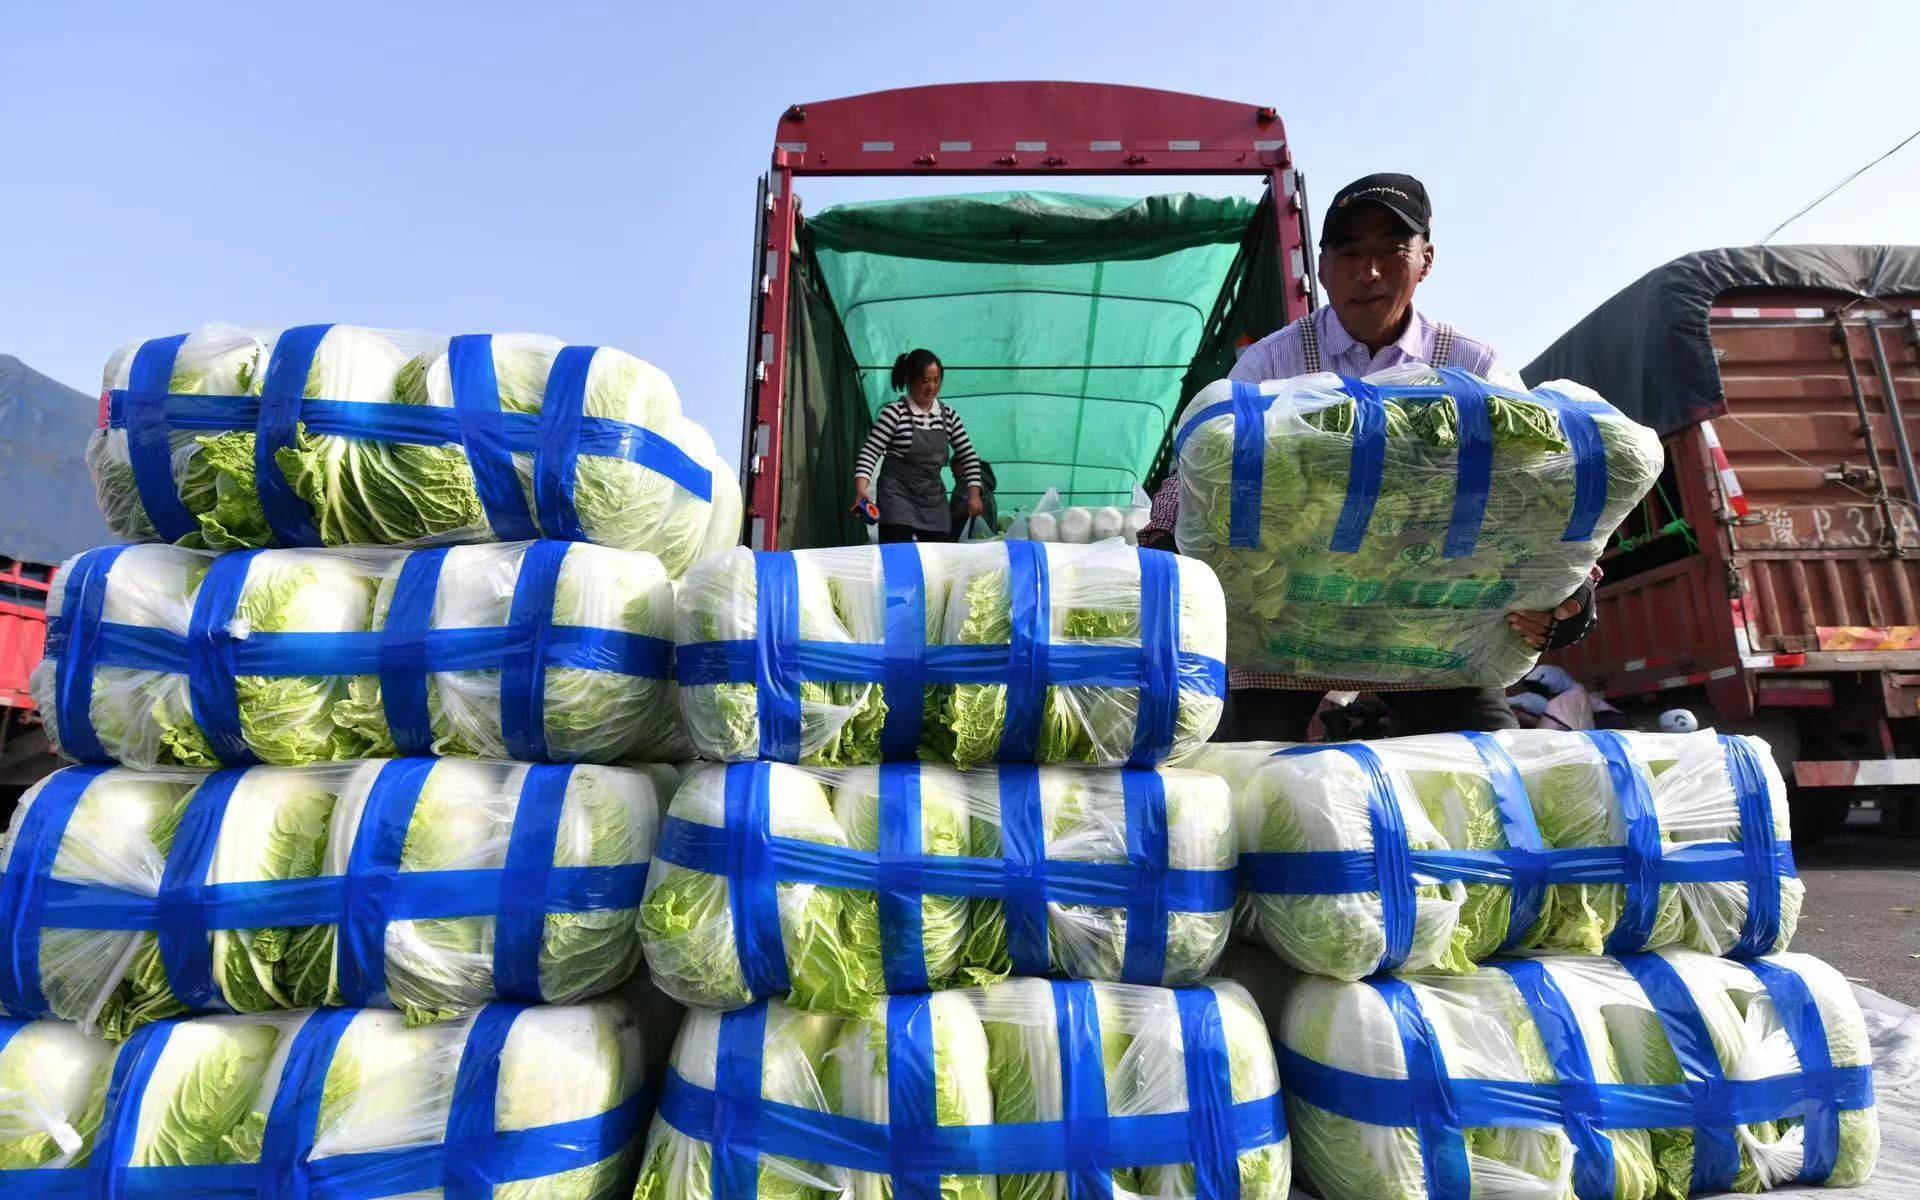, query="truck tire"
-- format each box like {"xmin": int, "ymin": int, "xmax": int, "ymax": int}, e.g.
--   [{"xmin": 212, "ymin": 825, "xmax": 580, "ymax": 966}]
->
[{"xmin": 1785, "ymin": 785, "xmax": 1851, "ymax": 847}]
